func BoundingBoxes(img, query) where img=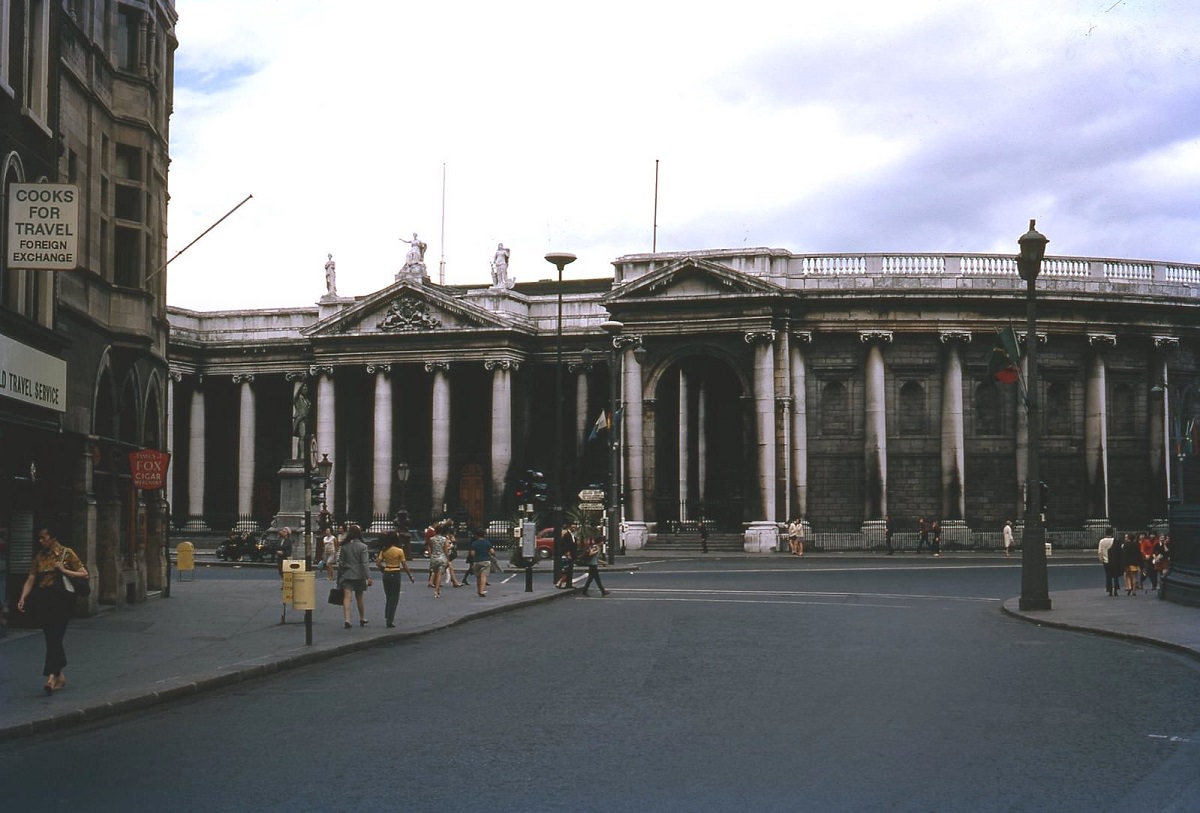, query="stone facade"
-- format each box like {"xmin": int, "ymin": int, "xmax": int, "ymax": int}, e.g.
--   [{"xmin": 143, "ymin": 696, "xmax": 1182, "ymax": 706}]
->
[{"xmin": 166, "ymin": 248, "xmax": 1200, "ymax": 550}]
